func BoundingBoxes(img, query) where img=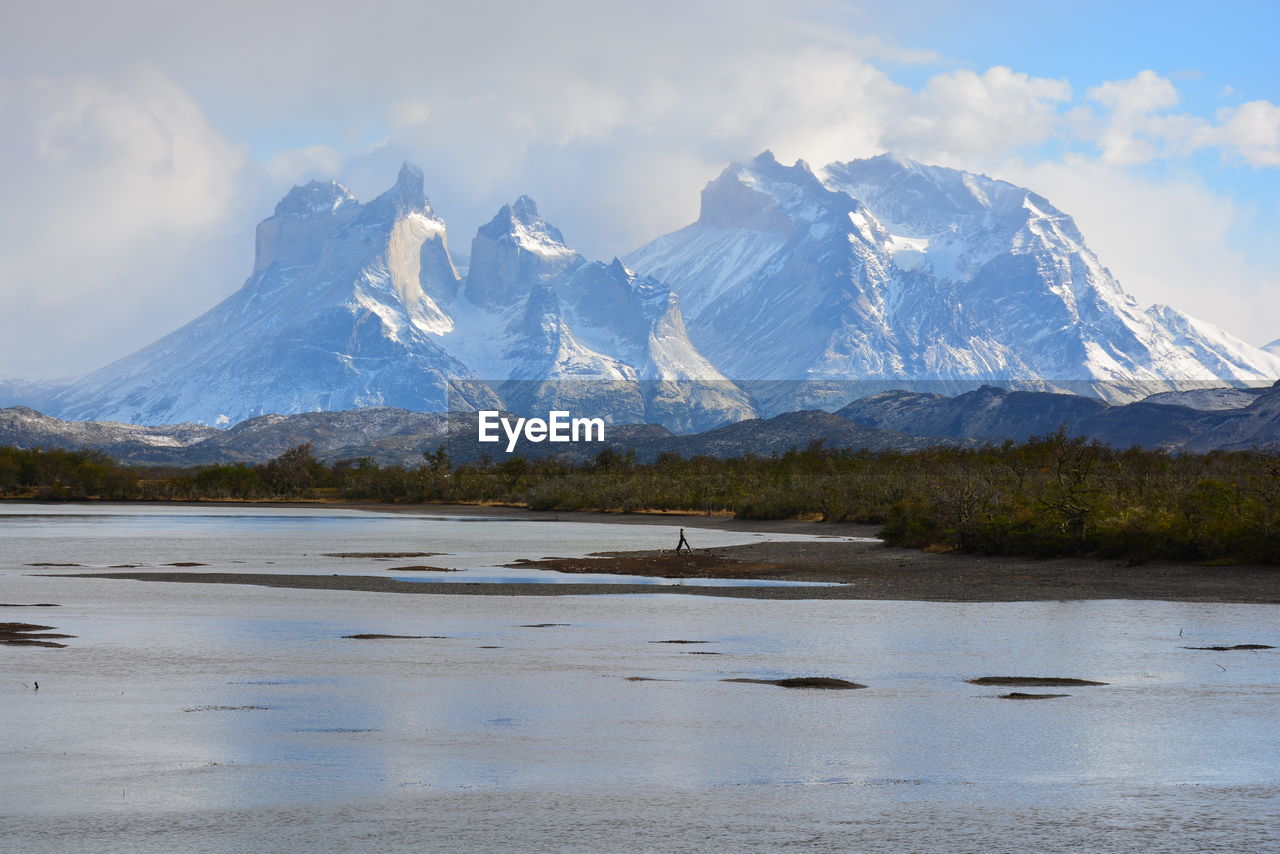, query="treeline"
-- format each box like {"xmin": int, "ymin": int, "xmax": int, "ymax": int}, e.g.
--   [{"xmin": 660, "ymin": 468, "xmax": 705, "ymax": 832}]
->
[{"xmin": 2, "ymin": 436, "xmax": 1279, "ymax": 564}]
